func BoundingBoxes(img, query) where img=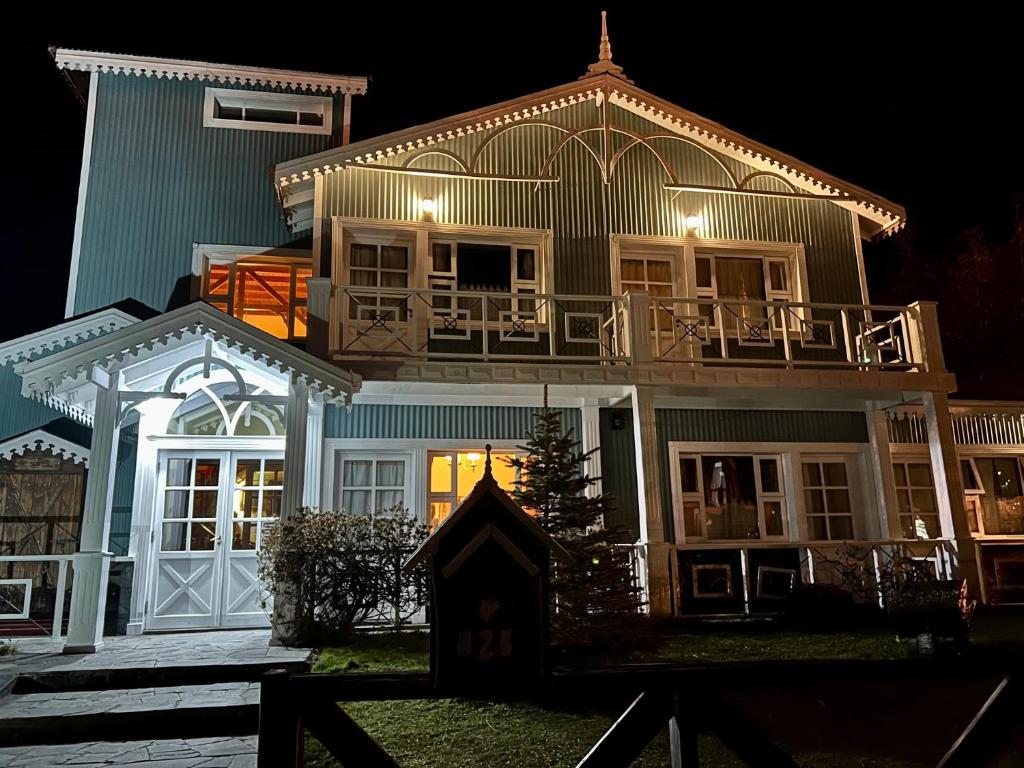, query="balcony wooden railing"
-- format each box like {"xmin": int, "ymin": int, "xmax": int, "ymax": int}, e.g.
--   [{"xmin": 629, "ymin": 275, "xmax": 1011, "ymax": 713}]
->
[{"xmin": 306, "ymin": 280, "xmax": 944, "ymax": 373}]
